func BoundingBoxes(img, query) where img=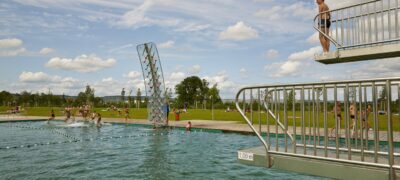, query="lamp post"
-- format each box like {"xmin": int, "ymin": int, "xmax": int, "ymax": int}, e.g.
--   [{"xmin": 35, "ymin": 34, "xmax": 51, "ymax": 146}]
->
[{"xmin": 210, "ymin": 95, "xmax": 214, "ymax": 121}]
